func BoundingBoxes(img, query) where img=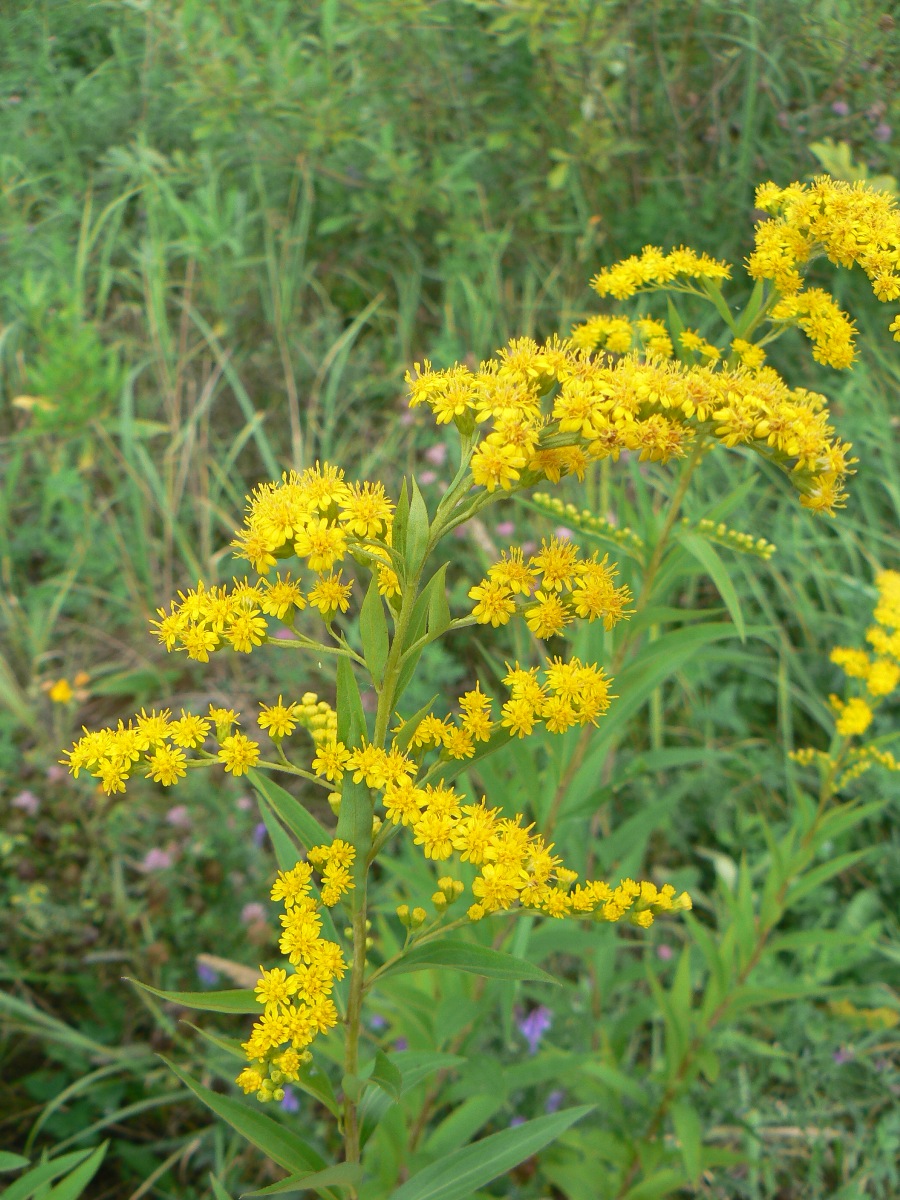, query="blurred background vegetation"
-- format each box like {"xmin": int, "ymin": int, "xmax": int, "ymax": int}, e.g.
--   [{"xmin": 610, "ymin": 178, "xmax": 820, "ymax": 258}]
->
[{"xmin": 0, "ymin": 1, "xmax": 898, "ymax": 1197}]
